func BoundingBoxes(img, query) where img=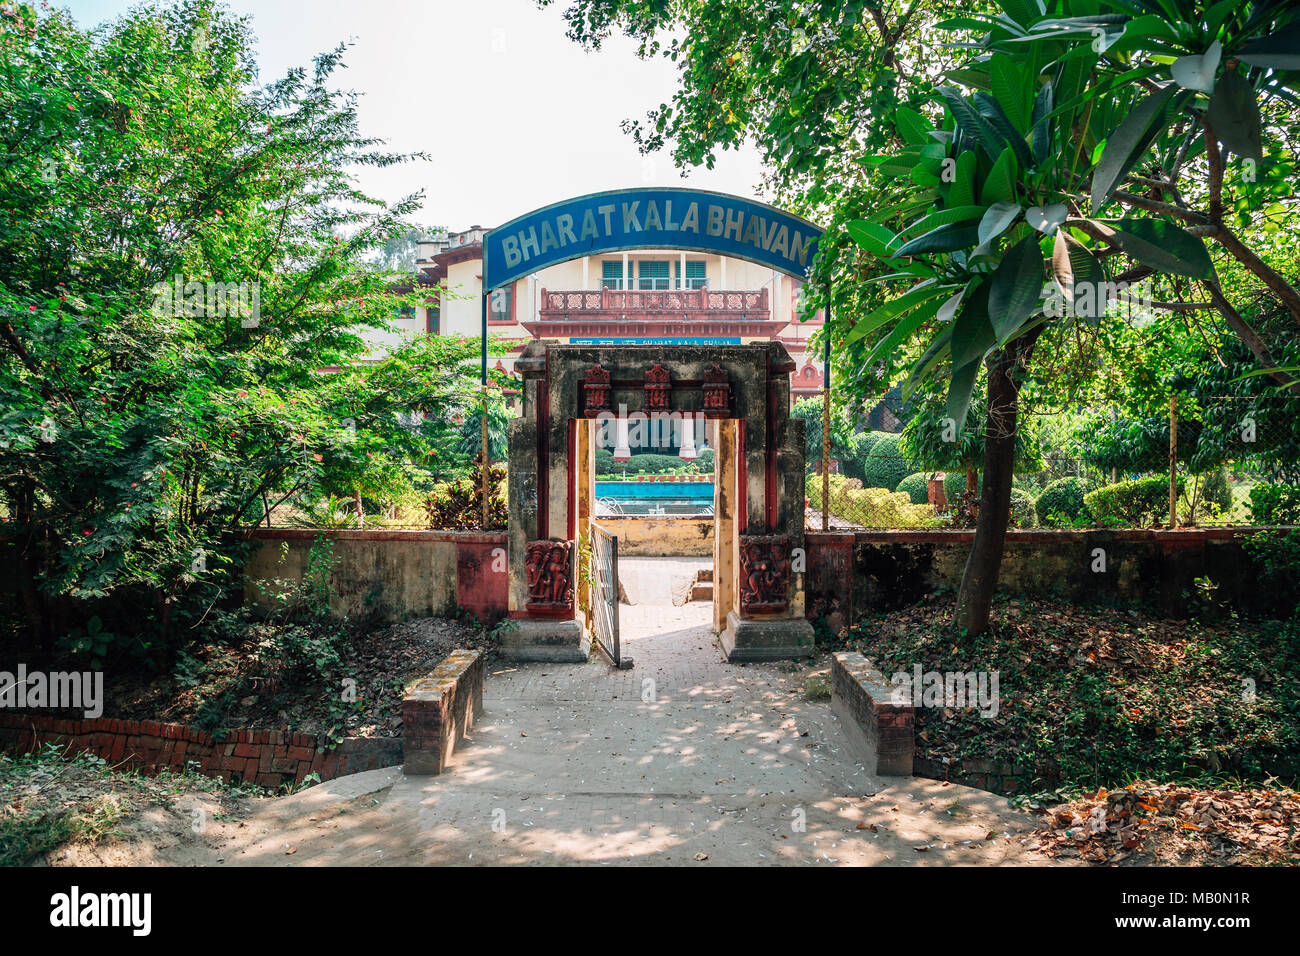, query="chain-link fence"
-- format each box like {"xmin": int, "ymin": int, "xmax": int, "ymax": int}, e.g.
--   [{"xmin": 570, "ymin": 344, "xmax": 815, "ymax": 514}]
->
[{"xmin": 806, "ymin": 395, "xmax": 1300, "ymax": 531}]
